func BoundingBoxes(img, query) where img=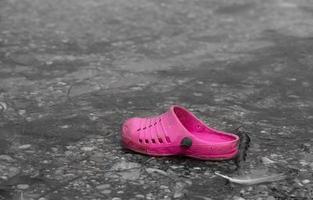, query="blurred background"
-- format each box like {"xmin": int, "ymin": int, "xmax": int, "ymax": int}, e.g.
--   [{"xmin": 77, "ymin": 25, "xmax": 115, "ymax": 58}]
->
[{"xmin": 0, "ymin": 0, "xmax": 313, "ymax": 199}]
